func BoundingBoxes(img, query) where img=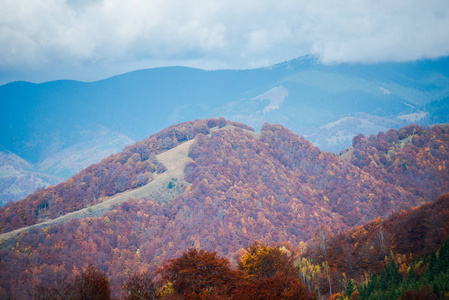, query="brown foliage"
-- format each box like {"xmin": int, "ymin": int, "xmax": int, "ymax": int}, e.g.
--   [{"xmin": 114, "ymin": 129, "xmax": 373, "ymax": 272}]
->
[
  {"xmin": 399, "ymin": 285, "xmax": 435, "ymax": 300},
  {"xmin": 158, "ymin": 248, "xmax": 239, "ymax": 299},
  {"xmin": 305, "ymin": 192, "xmax": 449, "ymax": 281},
  {"xmin": 231, "ymin": 274, "xmax": 313, "ymax": 300}
]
